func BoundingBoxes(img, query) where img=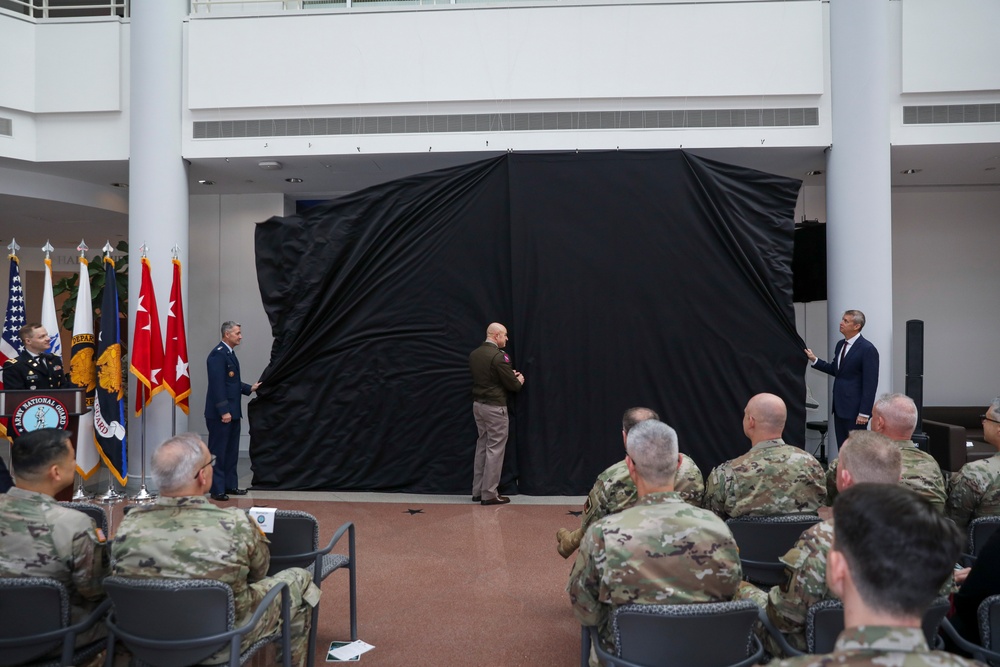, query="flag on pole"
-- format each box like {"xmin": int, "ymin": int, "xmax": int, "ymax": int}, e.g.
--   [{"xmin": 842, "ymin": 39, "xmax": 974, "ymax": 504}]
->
[
  {"xmin": 0, "ymin": 253, "xmax": 26, "ymax": 439},
  {"xmin": 41, "ymin": 255, "xmax": 62, "ymax": 358},
  {"xmin": 70, "ymin": 253, "xmax": 99, "ymax": 478},
  {"xmin": 94, "ymin": 254, "xmax": 127, "ymax": 485},
  {"xmin": 164, "ymin": 258, "xmax": 190, "ymax": 414},
  {"xmin": 130, "ymin": 256, "xmax": 164, "ymax": 415}
]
